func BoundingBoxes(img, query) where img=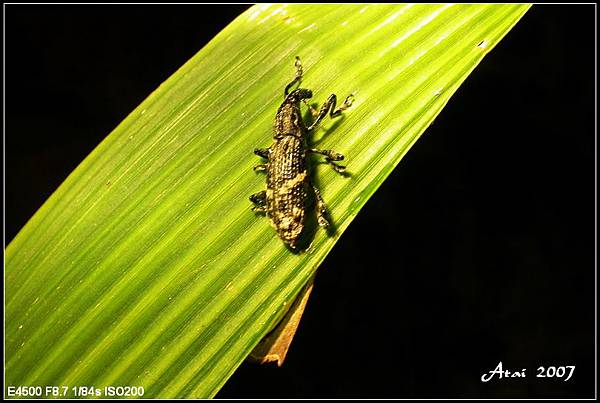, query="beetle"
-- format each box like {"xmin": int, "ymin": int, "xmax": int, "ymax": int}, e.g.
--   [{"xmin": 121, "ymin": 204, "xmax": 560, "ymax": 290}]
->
[{"xmin": 250, "ymin": 57, "xmax": 354, "ymax": 249}]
